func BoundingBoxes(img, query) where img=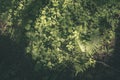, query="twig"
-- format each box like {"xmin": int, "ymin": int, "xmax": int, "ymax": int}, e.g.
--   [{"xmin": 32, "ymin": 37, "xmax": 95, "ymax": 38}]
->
[{"xmin": 96, "ymin": 60, "xmax": 120, "ymax": 73}]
